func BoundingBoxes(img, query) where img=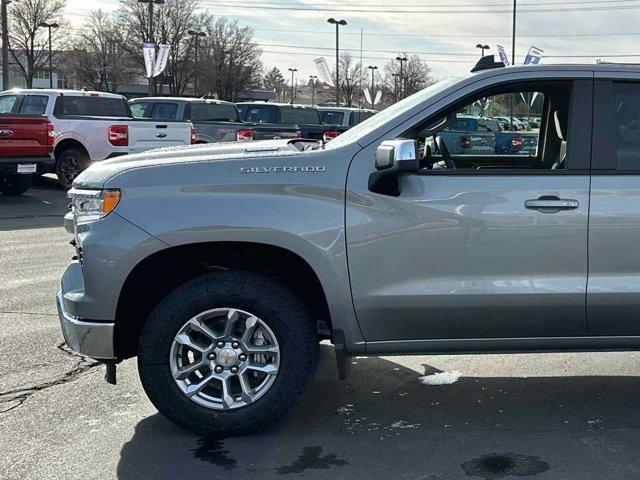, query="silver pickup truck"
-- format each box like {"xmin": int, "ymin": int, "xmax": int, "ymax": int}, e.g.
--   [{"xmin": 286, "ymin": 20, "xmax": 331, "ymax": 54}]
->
[{"xmin": 58, "ymin": 62, "xmax": 640, "ymax": 437}]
